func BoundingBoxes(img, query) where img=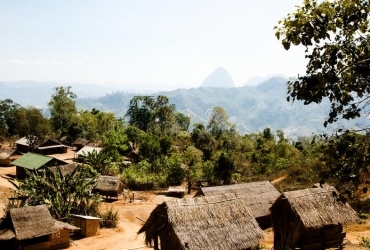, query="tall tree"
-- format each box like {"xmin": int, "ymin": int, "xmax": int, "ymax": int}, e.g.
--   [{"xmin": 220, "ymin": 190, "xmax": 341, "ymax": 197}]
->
[
  {"xmin": 214, "ymin": 152, "xmax": 235, "ymax": 185},
  {"xmin": 153, "ymin": 95, "xmax": 176, "ymax": 135},
  {"xmin": 275, "ymin": 0, "xmax": 370, "ymax": 127},
  {"xmin": 207, "ymin": 106, "xmax": 230, "ymax": 138},
  {"xmin": 0, "ymin": 99, "xmax": 20, "ymax": 136},
  {"xmin": 12, "ymin": 107, "xmax": 51, "ymax": 151},
  {"xmin": 182, "ymin": 145, "xmax": 203, "ymax": 194},
  {"xmin": 276, "ymin": 0, "xmax": 370, "ymax": 192},
  {"xmin": 48, "ymin": 86, "xmax": 77, "ymax": 136},
  {"xmin": 126, "ymin": 96, "xmax": 155, "ymax": 132}
]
